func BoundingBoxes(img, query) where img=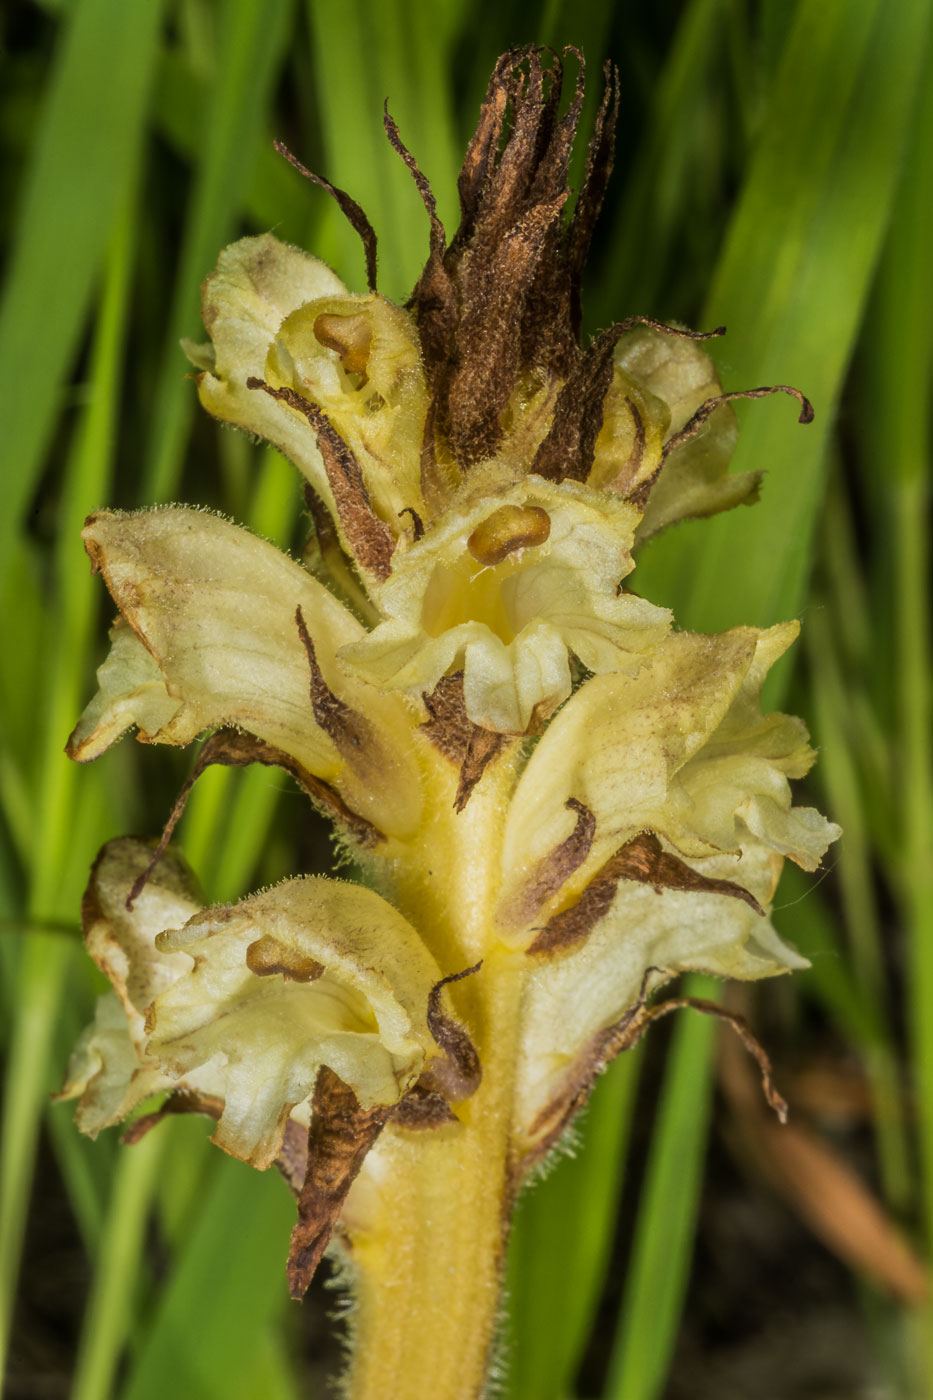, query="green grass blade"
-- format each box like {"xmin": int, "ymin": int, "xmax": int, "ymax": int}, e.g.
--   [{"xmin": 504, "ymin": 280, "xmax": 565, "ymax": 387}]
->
[
  {"xmin": 152, "ymin": 1117, "xmax": 216, "ymax": 1252},
  {"xmin": 142, "ymin": 0, "xmax": 295, "ymax": 503},
  {"xmin": 70, "ymin": 1133, "xmax": 165, "ymax": 1400},
  {"xmin": 636, "ymin": 0, "xmax": 932, "ymax": 641},
  {"xmin": 45, "ymin": 1094, "xmax": 114, "ymax": 1254},
  {"xmin": 0, "ymin": 185, "xmax": 140, "ymax": 1379},
  {"xmin": 505, "ymin": 1051, "xmax": 642, "ymax": 1400},
  {"xmin": 603, "ymin": 978, "xmax": 719, "ymax": 1400},
  {"xmin": 306, "ymin": 0, "xmax": 461, "ymax": 298},
  {"xmin": 775, "ymin": 866, "xmax": 884, "ymax": 1053},
  {"xmin": 118, "ymin": 1154, "xmax": 296, "ymax": 1400},
  {"xmin": 806, "ymin": 603, "xmax": 912, "ymax": 1211},
  {"xmin": 232, "ymin": 1328, "xmax": 304, "ymax": 1400},
  {"xmin": 0, "ymin": 0, "xmax": 163, "ymax": 568},
  {"xmin": 861, "ymin": 47, "xmax": 933, "ymax": 1210},
  {"xmin": 855, "ymin": 29, "xmax": 933, "ymax": 1385},
  {"xmin": 597, "ymin": 0, "xmax": 730, "ymax": 316},
  {"xmin": 151, "ymin": 50, "xmax": 310, "ymax": 243}
]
